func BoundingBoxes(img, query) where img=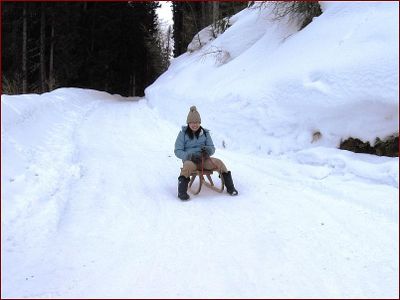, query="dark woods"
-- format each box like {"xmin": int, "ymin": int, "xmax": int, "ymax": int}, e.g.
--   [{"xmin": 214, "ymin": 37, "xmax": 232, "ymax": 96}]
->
[
  {"xmin": 2, "ymin": 2, "xmax": 168, "ymax": 96},
  {"xmin": 172, "ymin": 1, "xmax": 247, "ymax": 57},
  {"xmin": 2, "ymin": 1, "xmax": 247, "ymax": 97}
]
